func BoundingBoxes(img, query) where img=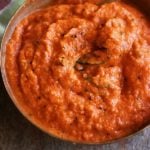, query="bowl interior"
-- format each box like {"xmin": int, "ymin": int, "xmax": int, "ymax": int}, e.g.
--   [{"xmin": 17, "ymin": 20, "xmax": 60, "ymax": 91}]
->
[{"xmin": 1, "ymin": 0, "xmax": 150, "ymax": 145}]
